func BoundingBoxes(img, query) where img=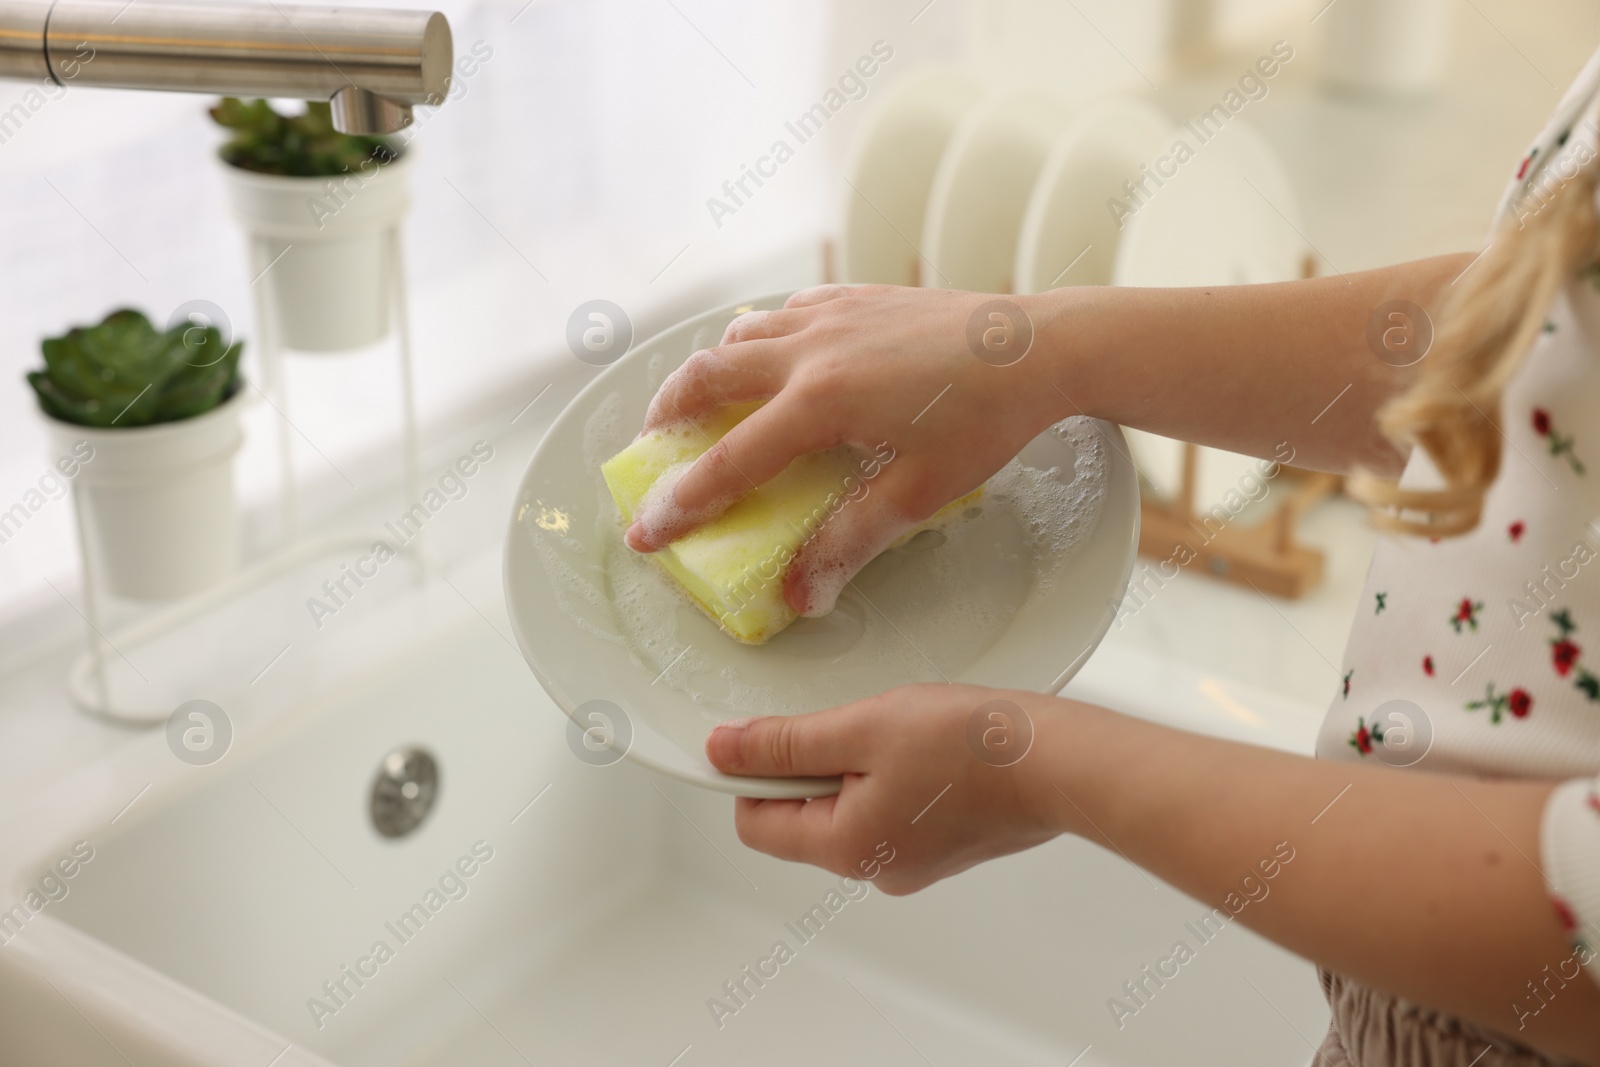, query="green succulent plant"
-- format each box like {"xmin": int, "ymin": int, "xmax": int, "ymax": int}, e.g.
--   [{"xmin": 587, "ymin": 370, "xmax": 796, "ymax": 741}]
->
[
  {"xmin": 210, "ymin": 97, "xmax": 400, "ymax": 177},
  {"xmin": 27, "ymin": 309, "xmax": 243, "ymax": 428}
]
